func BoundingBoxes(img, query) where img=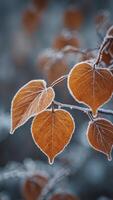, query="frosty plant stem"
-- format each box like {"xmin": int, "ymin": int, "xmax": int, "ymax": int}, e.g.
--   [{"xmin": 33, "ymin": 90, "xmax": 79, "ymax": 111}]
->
[
  {"xmin": 61, "ymin": 45, "xmax": 99, "ymax": 55},
  {"xmin": 54, "ymin": 101, "xmax": 113, "ymax": 116},
  {"xmin": 94, "ymin": 37, "xmax": 111, "ymax": 66},
  {"xmin": 50, "ymin": 74, "xmax": 68, "ymax": 87},
  {"xmin": 61, "ymin": 45, "xmax": 86, "ymax": 55}
]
